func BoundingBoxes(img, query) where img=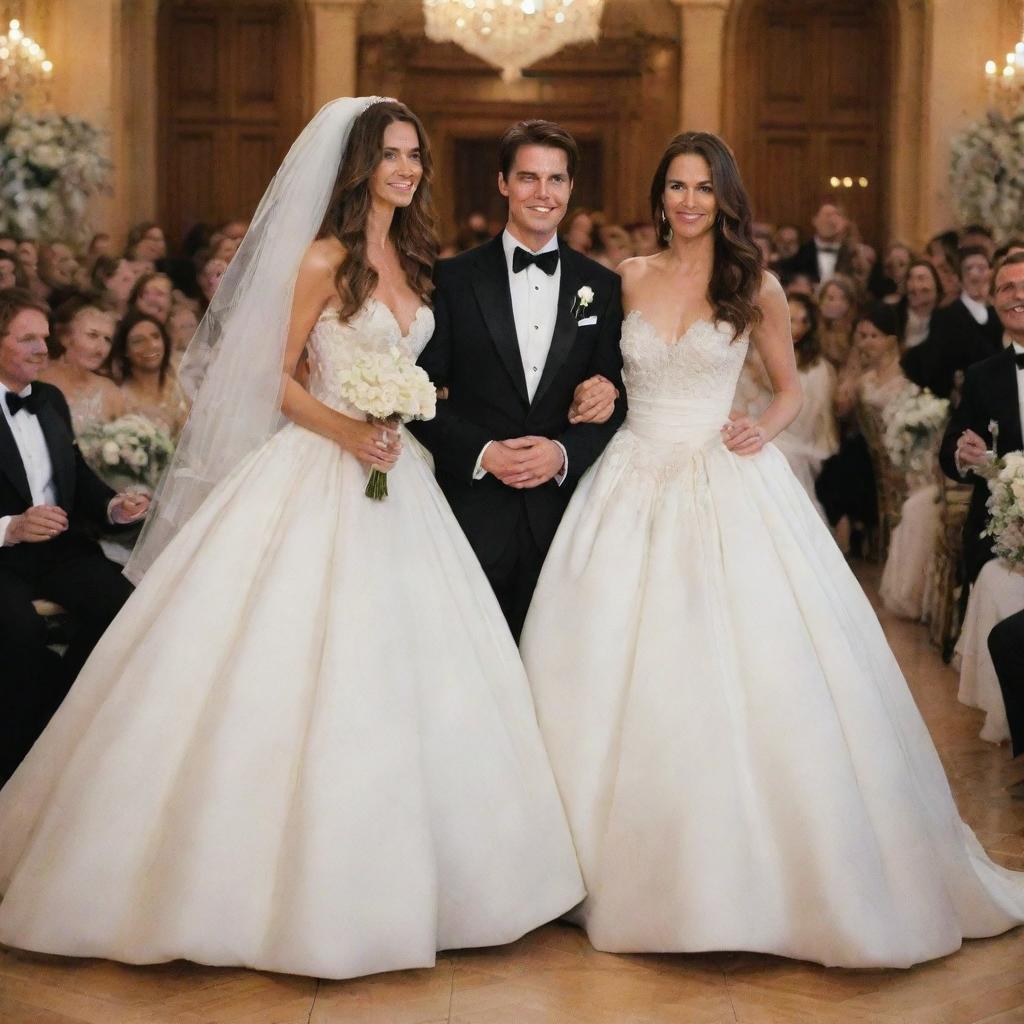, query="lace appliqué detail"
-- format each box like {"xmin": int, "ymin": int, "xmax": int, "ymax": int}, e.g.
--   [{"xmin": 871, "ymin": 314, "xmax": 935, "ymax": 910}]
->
[{"xmin": 621, "ymin": 312, "xmax": 748, "ymax": 404}]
